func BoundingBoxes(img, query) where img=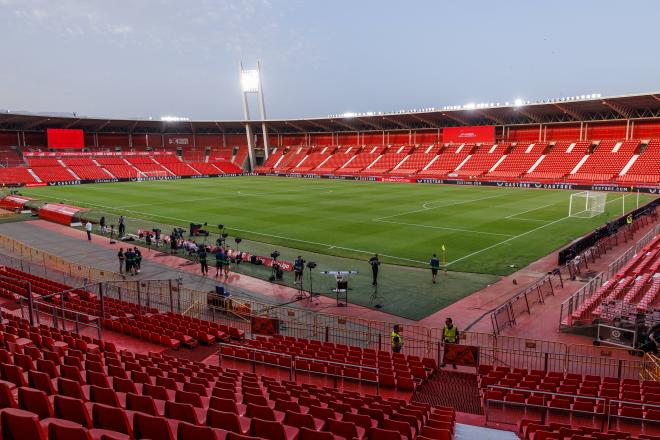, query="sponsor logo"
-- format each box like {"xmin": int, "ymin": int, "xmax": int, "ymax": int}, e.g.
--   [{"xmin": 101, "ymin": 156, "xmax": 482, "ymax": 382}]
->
[
  {"xmin": 591, "ymin": 184, "xmax": 629, "ymax": 192},
  {"xmin": 47, "ymin": 180, "xmax": 81, "ymax": 186},
  {"xmin": 167, "ymin": 138, "xmax": 190, "ymax": 145},
  {"xmin": 416, "ymin": 178, "xmax": 443, "ymax": 184},
  {"xmin": 380, "ymin": 177, "xmax": 409, "ymax": 183},
  {"xmin": 93, "ymin": 179, "xmax": 118, "ymax": 184}
]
